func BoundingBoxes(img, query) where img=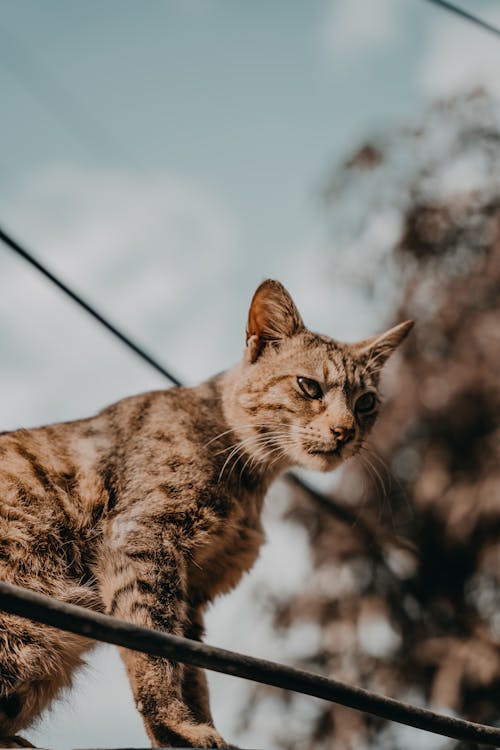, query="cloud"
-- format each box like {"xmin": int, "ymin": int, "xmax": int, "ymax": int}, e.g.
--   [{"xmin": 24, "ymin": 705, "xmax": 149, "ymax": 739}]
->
[
  {"xmin": 320, "ymin": 0, "xmax": 403, "ymax": 61},
  {"xmin": 0, "ymin": 165, "xmax": 241, "ymax": 428},
  {"xmin": 0, "ymin": 165, "xmax": 243, "ymax": 747},
  {"xmin": 0, "ymin": 164, "xmax": 324, "ymax": 750},
  {"xmin": 0, "ymin": 160, "xmax": 410, "ymax": 748},
  {"xmin": 418, "ymin": 3, "xmax": 500, "ymax": 97}
]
